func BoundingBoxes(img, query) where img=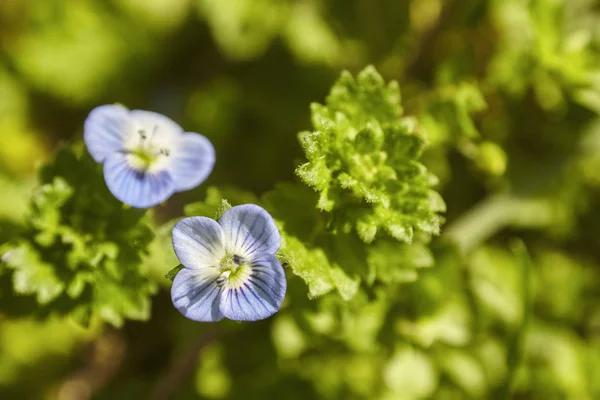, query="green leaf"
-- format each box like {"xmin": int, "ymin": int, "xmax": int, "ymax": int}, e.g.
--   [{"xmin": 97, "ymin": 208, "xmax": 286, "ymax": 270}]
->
[
  {"xmin": 419, "ymin": 82, "xmax": 487, "ymax": 150},
  {"xmin": 367, "ymin": 240, "xmax": 434, "ymax": 285},
  {"xmin": 2, "ymin": 146, "xmax": 156, "ymax": 326},
  {"xmin": 384, "ymin": 346, "xmax": 437, "ymax": 398},
  {"xmin": 278, "ymin": 235, "xmax": 335, "ymax": 298},
  {"xmin": 263, "ymin": 182, "xmax": 320, "ymax": 240},
  {"xmin": 325, "ymin": 66, "xmax": 402, "ymax": 128},
  {"xmin": 271, "ymin": 315, "xmax": 307, "ymax": 359},
  {"xmin": 295, "ymin": 66, "xmax": 445, "ymax": 243},
  {"xmin": 329, "ymin": 266, "xmax": 359, "ymax": 301},
  {"xmin": 214, "ymin": 199, "xmax": 232, "ymax": 220},
  {"xmin": 185, "ymin": 186, "xmax": 259, "ymax": 217},
  {"xmin": 2, "ymin": 243, "xmax": 64, "ymax": 304},
  {"xmin": 165, "ymin": 264, "xmax": 184, "ymax": 282}
]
